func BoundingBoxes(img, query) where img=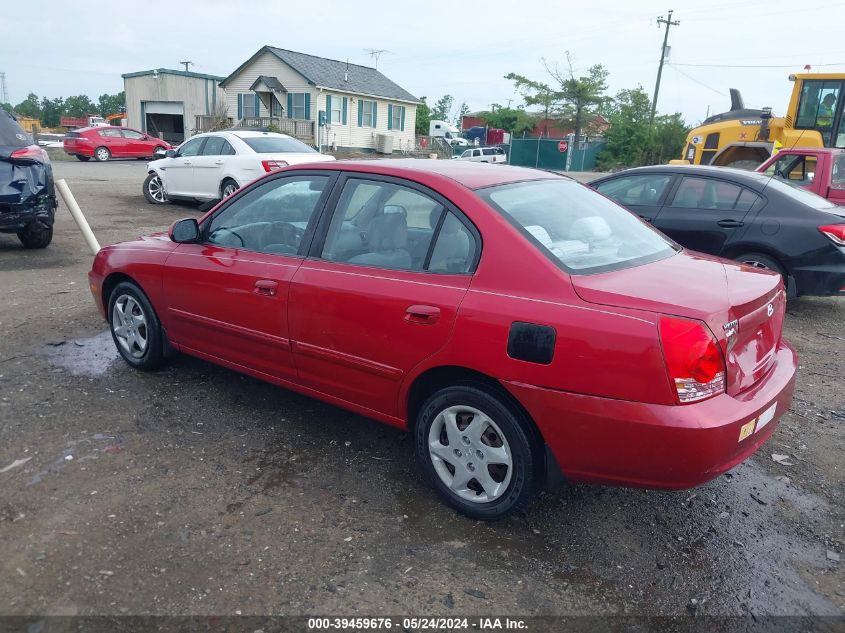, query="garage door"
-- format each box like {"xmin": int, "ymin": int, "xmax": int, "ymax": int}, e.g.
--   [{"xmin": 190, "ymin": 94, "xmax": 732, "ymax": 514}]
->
[{"xmin": 144, "ymin": 101, "xmax": 184, "ymax": 115}]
